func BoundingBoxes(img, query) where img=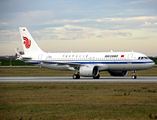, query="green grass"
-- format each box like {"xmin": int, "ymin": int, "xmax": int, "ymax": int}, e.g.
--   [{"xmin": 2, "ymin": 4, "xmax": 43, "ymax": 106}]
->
[
  {"xmin": 0, "ymin": 67, "xmax": 74, "ymax": 76},
  {"xmin": 0, "ymin": 83, "xmax": 157, "ymax": 120},
  {"xmin": 0, "ymin": 60, "xmax": 32, "ymax": 66},
  {"xmin": 0, "ymin": 66, "xmax": 157, "ymax": 76}
]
